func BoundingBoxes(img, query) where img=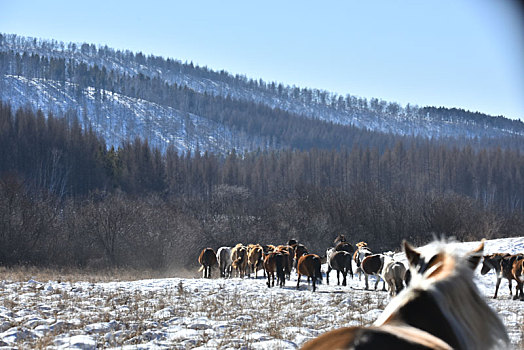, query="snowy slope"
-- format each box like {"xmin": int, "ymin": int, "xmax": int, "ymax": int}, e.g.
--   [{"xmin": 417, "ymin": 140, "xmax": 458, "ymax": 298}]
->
[
  {"xmin": 0, "ymin": 74, "xmax": 266, "ymax": 153},
  {"xmin": 0, "ymin": 237, "xmax": 522, "ymax": 349},
  {"xmin": 2, "ymin": 33, "xmax": 524, "ymax": 152}
]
